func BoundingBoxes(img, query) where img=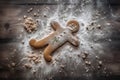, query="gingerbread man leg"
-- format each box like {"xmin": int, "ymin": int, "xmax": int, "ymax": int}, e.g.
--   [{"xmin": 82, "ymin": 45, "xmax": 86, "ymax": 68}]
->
[
  {"xmin": 29, "ymin": 38, "xmax": 48, "ymax": 49},
  {"xmin": 43, "ymin": 44, "xmax": 54, "ymax": 62}
]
